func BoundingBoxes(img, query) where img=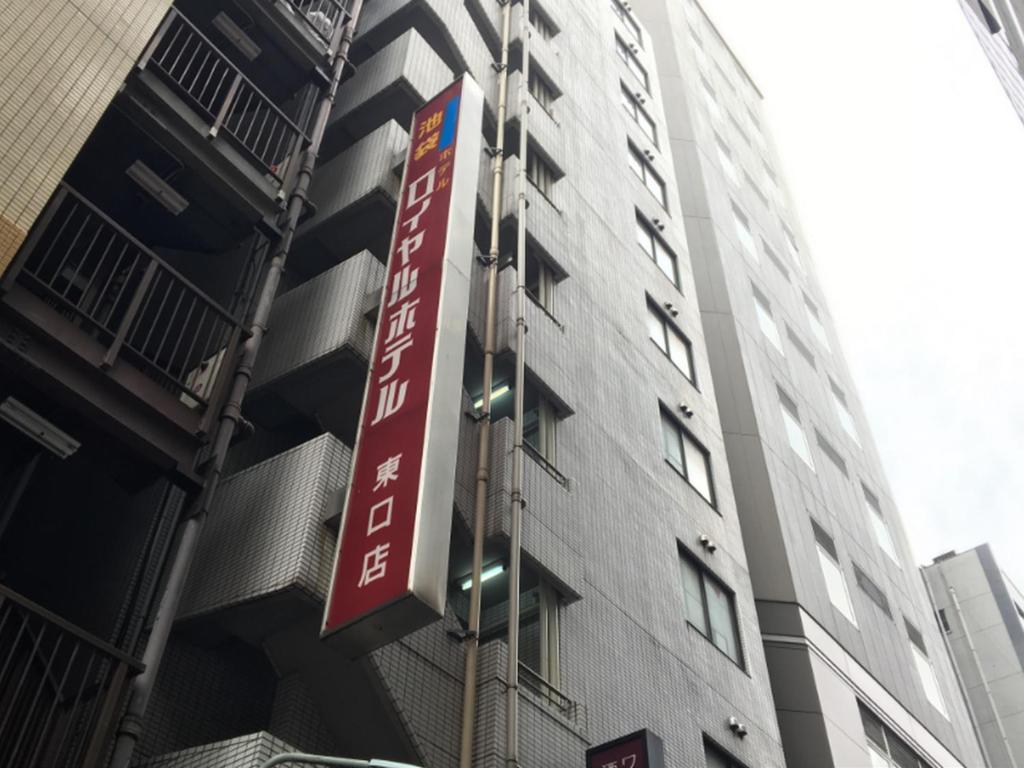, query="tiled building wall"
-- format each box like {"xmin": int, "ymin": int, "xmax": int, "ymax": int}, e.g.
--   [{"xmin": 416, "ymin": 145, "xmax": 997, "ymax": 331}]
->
[{"xmin": 0, "ymin": 0, "xmax": 172, "ymax": 273}]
